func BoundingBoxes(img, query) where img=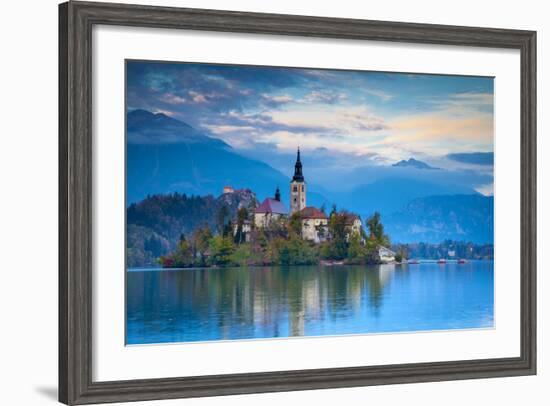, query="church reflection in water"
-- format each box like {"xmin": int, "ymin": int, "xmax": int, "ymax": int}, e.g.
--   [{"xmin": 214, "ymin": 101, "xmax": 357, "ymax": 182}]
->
[{"xmin": 127, "ymin": 261, "xmax": 494, "ymax": 345}]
